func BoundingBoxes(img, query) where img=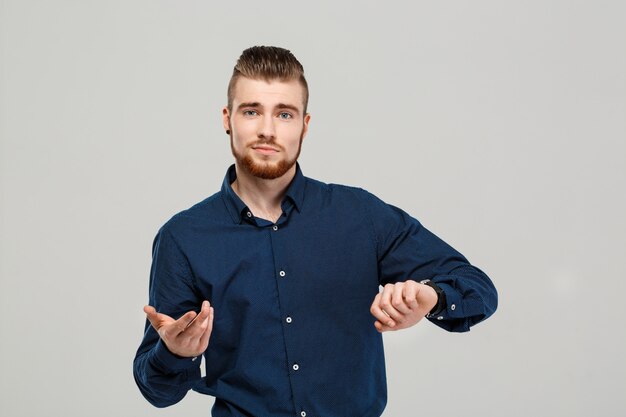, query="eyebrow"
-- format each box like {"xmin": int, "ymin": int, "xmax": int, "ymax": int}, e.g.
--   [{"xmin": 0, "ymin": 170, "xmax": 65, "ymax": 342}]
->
[{"xmin": 237, "ymin": 102, "xmax": 301, "ymax": 115}]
